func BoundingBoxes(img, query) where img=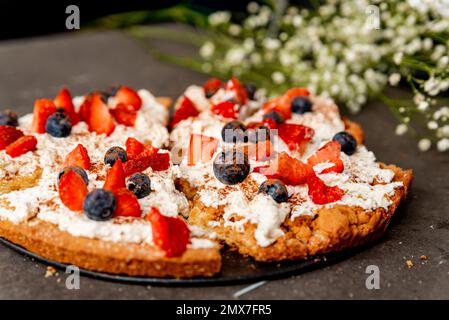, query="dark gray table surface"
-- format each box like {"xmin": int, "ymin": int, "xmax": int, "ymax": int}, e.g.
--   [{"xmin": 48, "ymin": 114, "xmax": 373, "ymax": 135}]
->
[{"xmin": 0, "ymin": 30, "xmax": 448, "ymax": 300}]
